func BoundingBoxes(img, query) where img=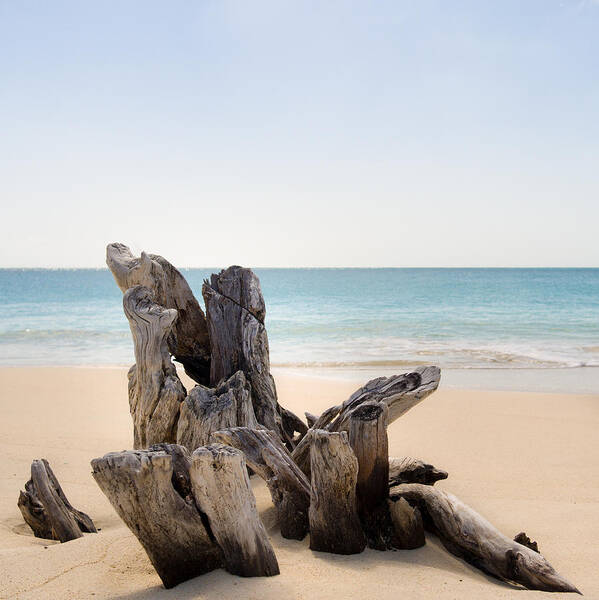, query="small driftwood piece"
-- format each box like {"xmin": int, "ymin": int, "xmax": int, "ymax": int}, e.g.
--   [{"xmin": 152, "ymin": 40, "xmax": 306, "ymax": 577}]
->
[
  {"xmin": 124, "ymin": 285, "xmax": 187, "ymax": 449},
  {"xmin": 91, "ymin": 446, "xmax": 222, "ymax": 589},
  {"xmin": 390, "ymin": 483, "xmax": 580, "ymax": 593},
  {"xmin": 309, "ymin": 430, "xmax": 366, "ymax": 554},
  {"xmin": 177, "ymin": 371, "xmax": 258, "ymax": 452},
  {"xmin": 514, "ymin": 532, "xmax": 540, "ymax": 553},
  {"xmin": 388, "ymin": 457, "xmax": 448, "ymax": 487},
  {"xmin": 107, "ymin": 242, "xmax": 211, "ymax": 384},
  {"xmin": 387, "ymin": 497, "xmax": 425, "ymax": 549},
  {"xmin": 190, "ymin": 444, "xmax": 280, "ymax": 577},
  {"xmin": 18, "ymin": 459, "xmax": 96, "ymax": 542},
  {"xmin": 212, "ymin": 427, "xmax": 311, "ymax": 540},
  {"xmin": 348, "ymin": 401, "xmax": 396, "ymax": 550},
  {"xmin": 292, "ymin": 367, "xmax": 441, "ymax": 478},
  {"xmin": 202, "ymin": 266, "xmax": 304, "ymax": 446},
  {"xmin": 305, "ymin": 412, "xmax": 318, "ymax": 428}
]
